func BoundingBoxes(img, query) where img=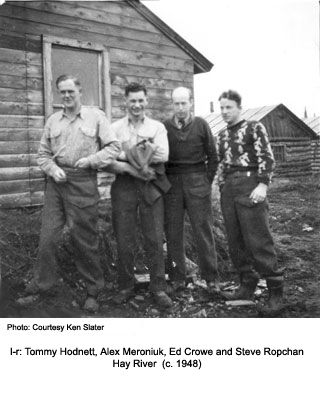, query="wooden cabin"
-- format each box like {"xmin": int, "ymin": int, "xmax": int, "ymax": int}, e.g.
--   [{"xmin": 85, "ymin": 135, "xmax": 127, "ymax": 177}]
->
[
  {"xmin": 302, "ymin": 116, "xmax": 320, "ymax": 175},
  {"xmin": 205, "ymin": 104, "xmax": 318, "ymax": 178},
  {"xmin": 0, "ymin": 0, "xmax": 213, "ymax": 208}
]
